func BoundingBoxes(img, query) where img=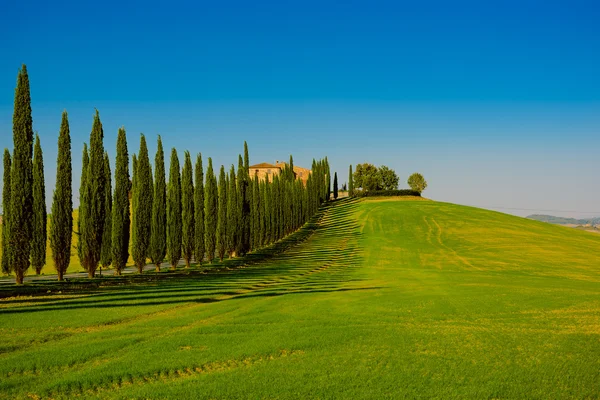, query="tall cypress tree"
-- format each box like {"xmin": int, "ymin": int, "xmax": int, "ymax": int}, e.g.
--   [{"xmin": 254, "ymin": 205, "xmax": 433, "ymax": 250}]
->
[
  {"xmin": 204, "ymin": 158, "xmax": 217, "ymax": 263},
  {"xmin": 100, "ymin": 152, "xmax": 112, "ymax": 269},
  {"xmin": 9, "ymin": 65, "xmax": 34, "ymax": 284},
  {"xmin": 226, "ymin": 165, "xmax": 237, "ymax": 257},
  {"xmin": 80, "ymin": 110, "xmax": 106, "ymax": 278},
  {"xmin": 333, "ymin": 172, "xmax": 338, "ymax": 200},
  {"xmin": 216, "ymin": 165, "xmax": 227, "ymax": 262},
  {"xmin": 194, "ymin": 153, "xmax": 205, "ymax": 265},
  {"xmin": 167, "ymin": 149, "xmax": 182, "ymax": 269},
  {"xmin": 181, "ymin": 151, "xmax": 194, "ymax": 268},
  {"xmin": 235, "ymin": 155, "xmax": 244, "ymax": 255},
  {"xmin": 131, "ymin": 154, "xmax": 138, "ymax": 262},
  {"xmin": 241, "ymin": 142, "xmax": 251, "ymax": 254},
  {"xmin": 149, "ymin": 136, "xmax": 166, "ymax": 271},
  {"xmin": 348, "ymin": 165, "xmax": 354, "ymax": 197},
  {"xmin": 111, "ymin": 128, "xmax": 129, "ymax": 275},
  {"xmin": 2, "ymin": 150, "xmax": 11, "ymax": 274},
  {"xmin": 251, "ymin": 175, "xmax": 260, "ymax": 250},
  {"xmin": 132, "ymin": 135, "xmax": 153, "ymax": 273},
  {"xmin": 77, "ymin": 144, "xmax": 89, "ymax": 265},
  {"xmin": 49, "ymin": 112, "xmax": 72, "ymax": 281},
  {"xmin": 31, "ymin": 134, "xmax": 46, "ymax": 275}
]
